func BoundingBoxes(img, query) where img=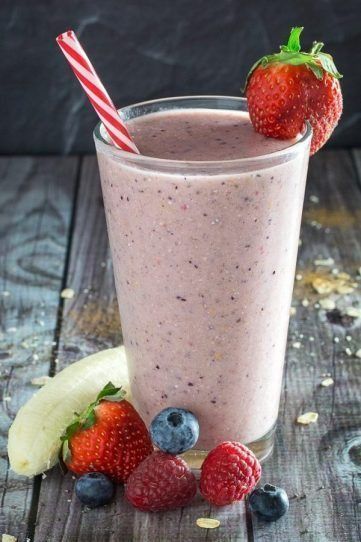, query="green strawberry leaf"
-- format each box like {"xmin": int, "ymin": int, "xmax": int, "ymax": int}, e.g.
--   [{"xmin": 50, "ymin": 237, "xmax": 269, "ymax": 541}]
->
[
  {"xmin": 308, "ymin": 63, "xmax": 324, "ymax": 80},
  {"xmin": 96, "ymin": 381, "xmax": 126, "ymax": 402},
  {"xmin": 317, "ymin": 52, "xmax": 342, "ymax": 79},
  {"xmin": 102, "ymin": 389, "xmax": 127, "ymax": 402},
  {"xmin": 244, "ymin": 26, "xmax": 342, "ymax": 91},
  {"xmin": 83, "ymin": 410, "xmax": 96, "ymax": 429},
  {"xmin": 97, "ymin": 381, "xmax": 118, "ymax": 399},
  {"xmin": 60, "ymin": 420, "xmax": 81, "ymax": 443}
]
